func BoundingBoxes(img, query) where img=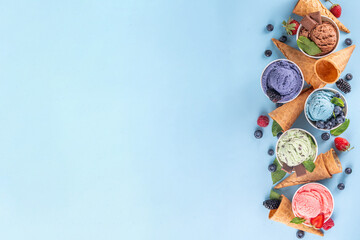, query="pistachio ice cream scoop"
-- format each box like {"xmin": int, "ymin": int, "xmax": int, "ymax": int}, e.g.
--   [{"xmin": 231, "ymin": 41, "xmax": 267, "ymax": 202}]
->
[{"xmin": 276, "ymin": 129, "xmax": 317, "ymax": 167}]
